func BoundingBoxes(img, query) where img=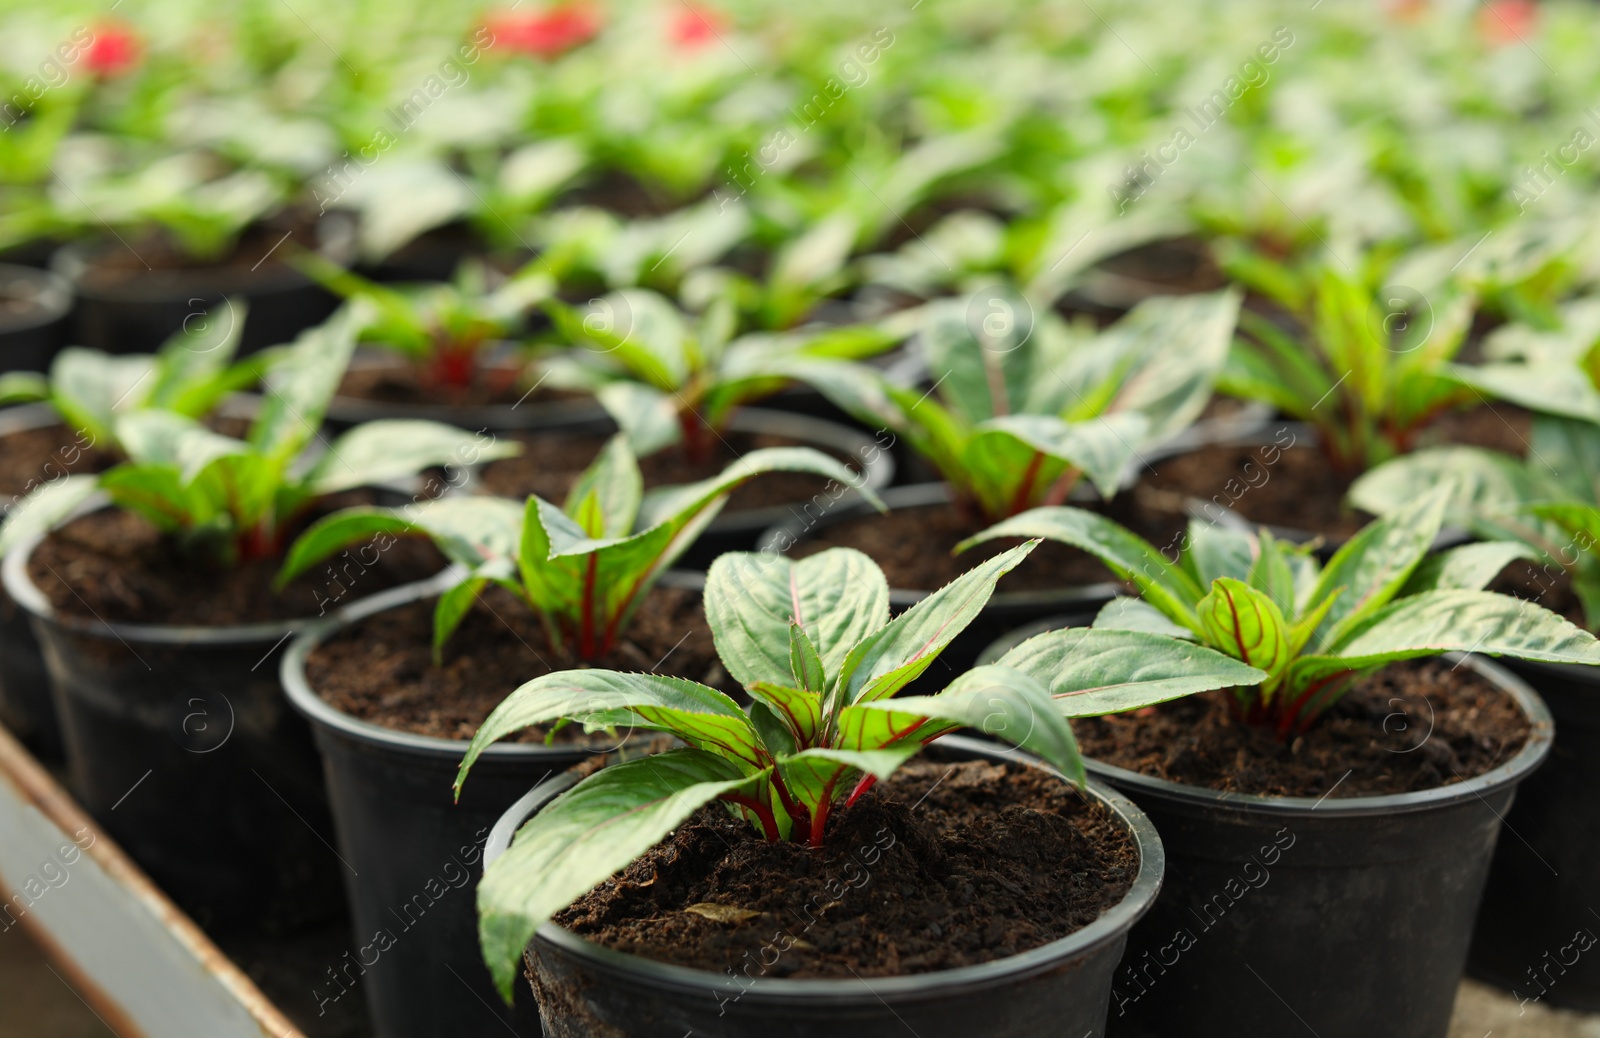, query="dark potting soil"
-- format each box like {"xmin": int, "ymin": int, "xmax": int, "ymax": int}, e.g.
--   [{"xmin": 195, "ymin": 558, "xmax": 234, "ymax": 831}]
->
[
  {"xmin": 1492, "ymin": 560, "xmax": 1590, "ymax": 630},
  {"xmin": 789, "ymin": 495, "xmax": 1184, "ymax": 594},
  {"xmin": 1074, "ymin": 658, "xmax": 1531, "ymax": 798},
  {"xmin": 1143, "ymin": 430, "xmax": 1369, "ymax": 540},
  {"xmin": 1425, "ymin": 403, "xmax": 1533, "ymax": 455},
  {"xmin": 552, "ymin": 758, "xmax": 1137, "ymax": 977},
  {"xmin": 75, "ymin": 217, "xmax": 319, "ymax": 284},
  {"xmin": 0, "ymin": 422, "xmax": 111, "ymax": 499},
  {"xmin": 1093, "ymin": 236, "xmax": 1226, "ymax": 294},
  {"xmin": 305, "ymin": 585, "xmax": 730, "ymax": 741},
  {"xmin": 336, "ymin": 355, "xmax": 584, "ymax": 409},
  {"xmin": 27, "ymin": 503, "xmax": 445, "ymax": 626},
  {"xmin": 480, "ymin": 428, "xmax": 860, "ymax": 513}
]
